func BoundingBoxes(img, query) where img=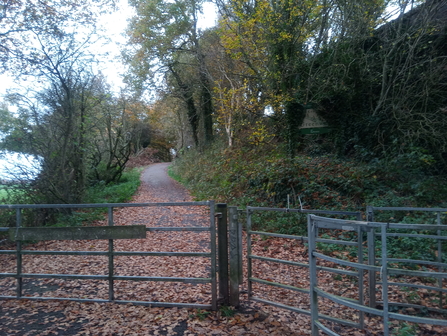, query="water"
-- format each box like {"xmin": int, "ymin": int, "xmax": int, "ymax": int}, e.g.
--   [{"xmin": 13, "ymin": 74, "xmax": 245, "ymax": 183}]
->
[{"xmin": 0, "ymin": 151, "xmax": 41, "ymax": 181}]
